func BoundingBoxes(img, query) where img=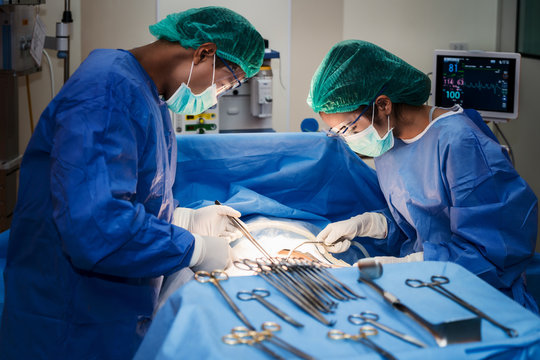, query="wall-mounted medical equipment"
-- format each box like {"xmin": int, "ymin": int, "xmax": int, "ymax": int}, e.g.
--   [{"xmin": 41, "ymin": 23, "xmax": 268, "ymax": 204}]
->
[
  {"xmin": 0, "ymin": 4, "xmax": 42, "ymax": 71},
  {"xmin": 218, "ymin": 40, "xmax": 279, "ymax": 133},
  {"xmin": 0, "ymin": 3, "xmax": 43, "ymax": 231},
  {"xmin": 0, "ymin": 0, "xmax": 72, "ymax": 231},
  {"xmin": 171, "ymin": 104, "xmax": 219, "ymax": 135},
  {"xmin": 431, "ymin": 50, "xmax": 521, "ymax": 122}
]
